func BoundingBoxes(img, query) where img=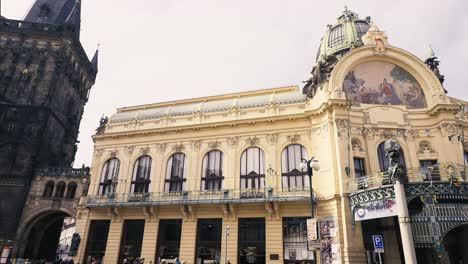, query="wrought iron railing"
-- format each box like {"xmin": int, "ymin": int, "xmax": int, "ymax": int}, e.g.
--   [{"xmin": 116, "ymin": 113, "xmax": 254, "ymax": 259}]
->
[
  {"xmin": 347, "ymin": 162, "xmax": 467, "ymax": 193},
  {"xmin": 34, "ymin": 167, "xmax": 90, "ymax": 177},
  {"xmin": 86, "ymin": 187, "xmax": 311, "ymax": 207}
]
